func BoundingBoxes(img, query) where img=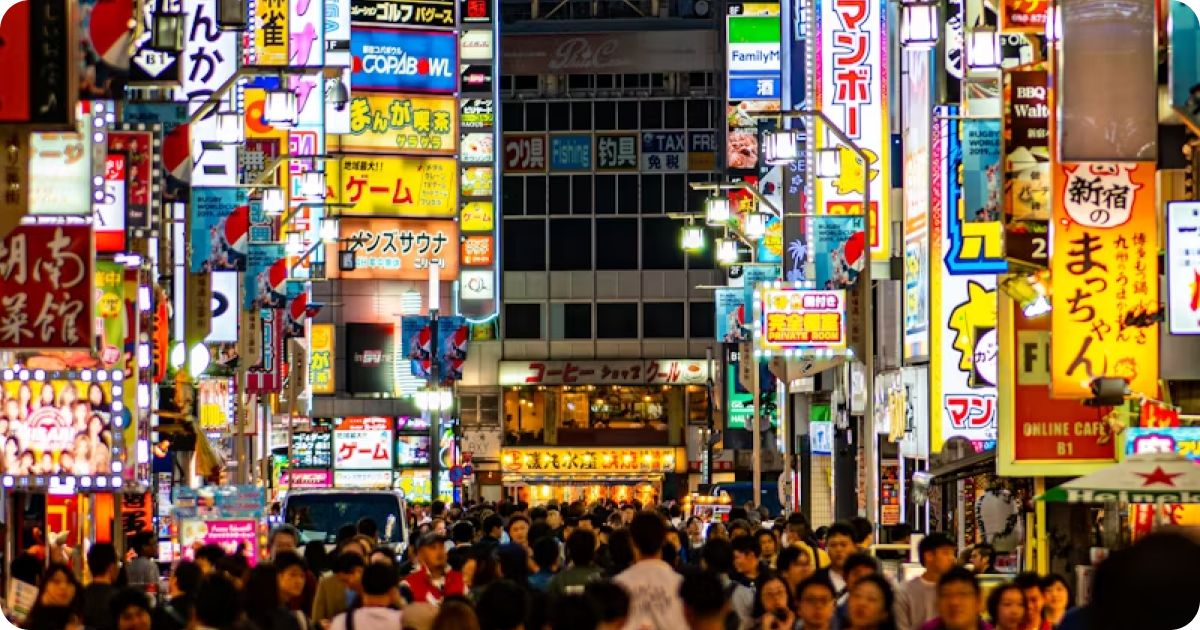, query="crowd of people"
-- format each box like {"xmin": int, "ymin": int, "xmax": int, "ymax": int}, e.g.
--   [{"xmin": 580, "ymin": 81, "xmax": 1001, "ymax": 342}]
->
[{"xmin": 9, "ymin": 499, "xmax": 1200, "ymax": 630}]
